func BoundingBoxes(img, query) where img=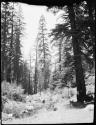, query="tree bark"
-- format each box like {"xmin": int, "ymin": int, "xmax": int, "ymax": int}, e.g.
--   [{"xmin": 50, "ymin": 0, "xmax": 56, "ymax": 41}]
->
[
  {"xmin": 10, "ymin": 3, "xmax": 14, "ymax": 84},
  {"xmin": 28, "ymin": 54, "xmax": 32, "ymax": 94},
  {"xmin": 34, "ymin": 38, "xmax": 38, "ymax": 94},
  {"xmin": 3, "ymin": 3, "xmax": 7, "ymax": 81},
  {"xmin": 87, "ymin": 1, "xmax": 95, "ymax": 61},
  {"xmin": 43, "ymin": 37, "xmax": 46, "ymax": 89},
  {"xmin": 59, "ymin": 40, "xmax": 62, "ymax": 71},
  {"xmin": 42, "ymin": 25, "xmax": 47, "ymax": 90},
  {"xmin": 68, "ymin": 5, "xmax": 86, "ymax": 102},
  {"xmin": 34, "ymin": 66, "xmax": 38, "ymax": 94}
]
